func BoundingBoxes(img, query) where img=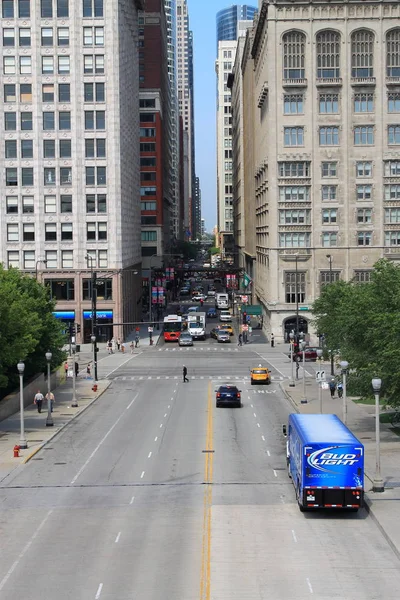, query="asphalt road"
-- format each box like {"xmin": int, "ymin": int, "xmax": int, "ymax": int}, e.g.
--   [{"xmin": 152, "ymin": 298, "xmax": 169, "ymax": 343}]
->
[{"xmin": 0, "ymin": 336, "xmax": 399, "ymax": 599}]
